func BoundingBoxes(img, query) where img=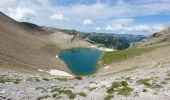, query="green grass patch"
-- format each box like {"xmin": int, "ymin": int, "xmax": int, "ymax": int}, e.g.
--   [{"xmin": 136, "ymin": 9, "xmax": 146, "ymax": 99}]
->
[
  {"xmin": 26, "ymin": 77, "xmax": 41, "ymax": 82},
  {"xmin": 167, "ymin": 71, "xmax": 170, "ymax": 77},
  {"xmin": 50, "ymin": 87, "xmax": 86, "ymax": 99},
  {"xmin": 106, "ymin": 81, "xmax": 133, "ymax": 96},
  {"xmin": 136, "ymin": 78, "xmax": 162, "ymax": 88},
  {"xmin": 104, "ymin": 95, "xmax": 113, "ymax": 100},
  {"xmin": 0, "ymin": 76, "xmax": 21, "ymax": 84},
  {"xmin": 13, "ymin": 79, "xmax": 22, "ymax": 84},
  {"xmin": 35, "ymin": 87, "xmax": 45, "ymax": 90},
  {"xmin": 42, "ymin": 78, "xmax": 49, "ymax": 81},
  {"xmin": 69, "ymin": 93, "xmax": 76, "ymax": 99},
  {"xmin": 75, "ymin": 76, "xmax": 83, "ymax": 80},
  {"xmin": 161, "ymin": 81, "xmax": 167, "ymax": 85},
  {"xmin": 77, "ymin": 92, "xmax": 87, "ymax": 97},
  {"xmin": 89, "ymin": 87, "xmax": 97, "ymax": 91},
  {"xmin": 55, "ymin": 77, "xmax": 70, "ymax": 81},
  {"xmin": 100, "ymin": 47, "xmax": 154, "ymax": 65},
  {"xmin": 37, "ymin": 95, "xmax": 51, "ymax": 100},
  {"xmin": 117, "ymin": 87, "xmax": 133, "ymax": 96},
  {"xmin": 35, "ymin": 87, "xmax": 48, "ymax": 93},
  {"xmin": 136, "ymin": 78, "xmax": 152, "ymax": 88}
]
